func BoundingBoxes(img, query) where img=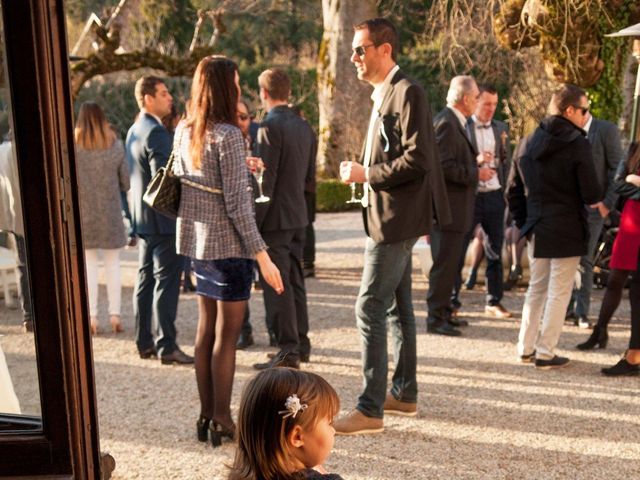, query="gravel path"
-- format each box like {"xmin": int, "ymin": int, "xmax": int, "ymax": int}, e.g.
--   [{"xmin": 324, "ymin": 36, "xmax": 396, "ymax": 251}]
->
[{"xmin": 1, "ymin": 211, "xmax": 638, "ymax": 479}]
